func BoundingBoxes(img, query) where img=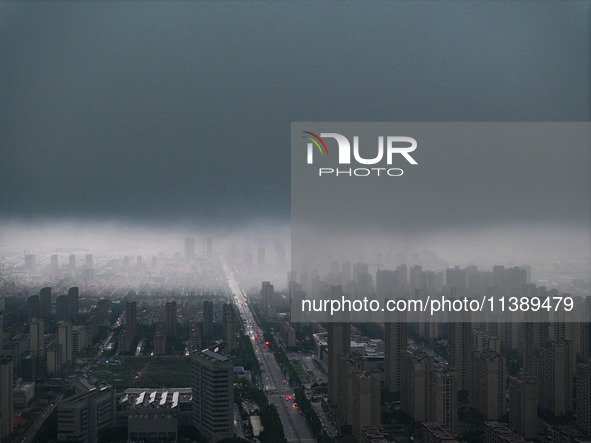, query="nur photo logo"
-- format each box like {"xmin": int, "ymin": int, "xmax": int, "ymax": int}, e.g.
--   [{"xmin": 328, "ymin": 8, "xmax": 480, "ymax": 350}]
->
[{"xmin": 302, "ymin": 130, "xmax": 418, "ymax": 177}]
